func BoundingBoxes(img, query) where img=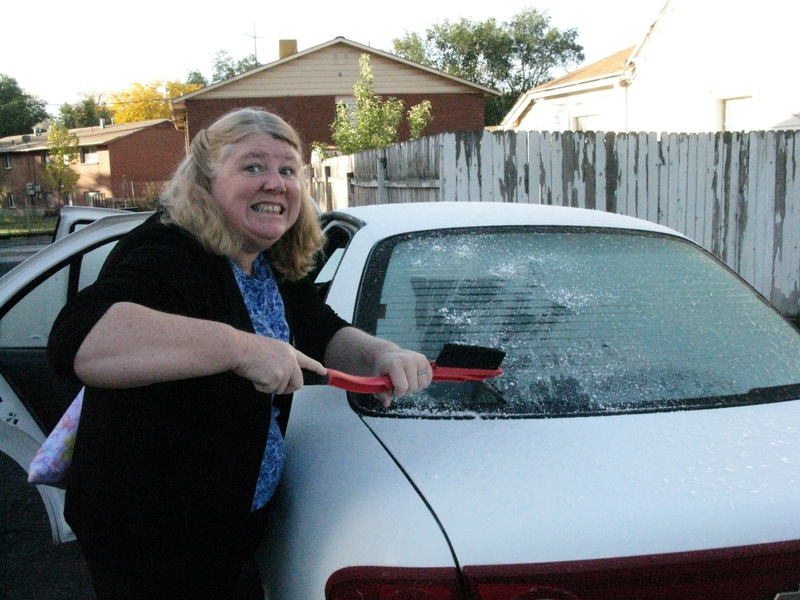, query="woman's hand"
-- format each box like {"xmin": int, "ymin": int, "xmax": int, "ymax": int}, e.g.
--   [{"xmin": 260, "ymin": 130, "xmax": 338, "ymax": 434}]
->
[
  {"xmin": 371, "ymin": 347, "xmax": 432, "ymax": 407},
  {"xmin": 232, "ymin": 332, "xmax": 326, "ymax": 395},
  {"xmin": 324, "ymin": 327, "xmax": 432, "ymax": 407}
]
